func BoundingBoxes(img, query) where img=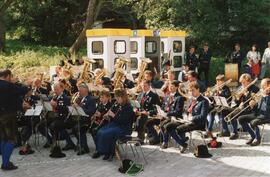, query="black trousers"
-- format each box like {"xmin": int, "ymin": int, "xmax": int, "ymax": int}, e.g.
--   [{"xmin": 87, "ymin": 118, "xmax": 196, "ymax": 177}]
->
[
  {"xmin": 0, "ymin": 113, "xmax": 17, "ymax": 142},
  {"xmin": 17, "ymin": 116, "xmax": 40, "ymax": 143},
  {"xmin": 135, "ymin": 115, "xmax": 148, "ymax": 142},
  {"xmin": 198, "ymin": 65, "xmax": 209, "ymax": 86}
]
